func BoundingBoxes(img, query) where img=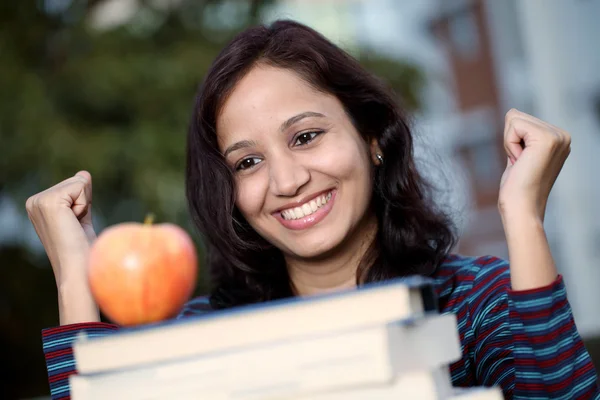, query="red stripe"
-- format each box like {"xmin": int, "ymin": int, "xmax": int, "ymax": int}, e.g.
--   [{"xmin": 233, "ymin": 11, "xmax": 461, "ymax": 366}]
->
[
  {"xmin": 512, "ymin": 298, "xmax": 569, "ymax": 320},
  {"xmin": 46, "ymin": 348, "xmax": 73, "ymax": 359},
  {"xmin": 511, "ymin": 319, "xmax": 574, "ymax": 345},
  {"xmin": 42, "ymin": 322, "xmax": 118, "ymax": 337},
  {"xmin": 49, "ymin": 370, "xmax": 77, "ymax": 384},
  {"xmin": 515, "ymin": 341, "xmax": 582, "ymax": 368},
  {"xmin": 509, "ymin": 275, "xmax": 564, "ymax": 296}
]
